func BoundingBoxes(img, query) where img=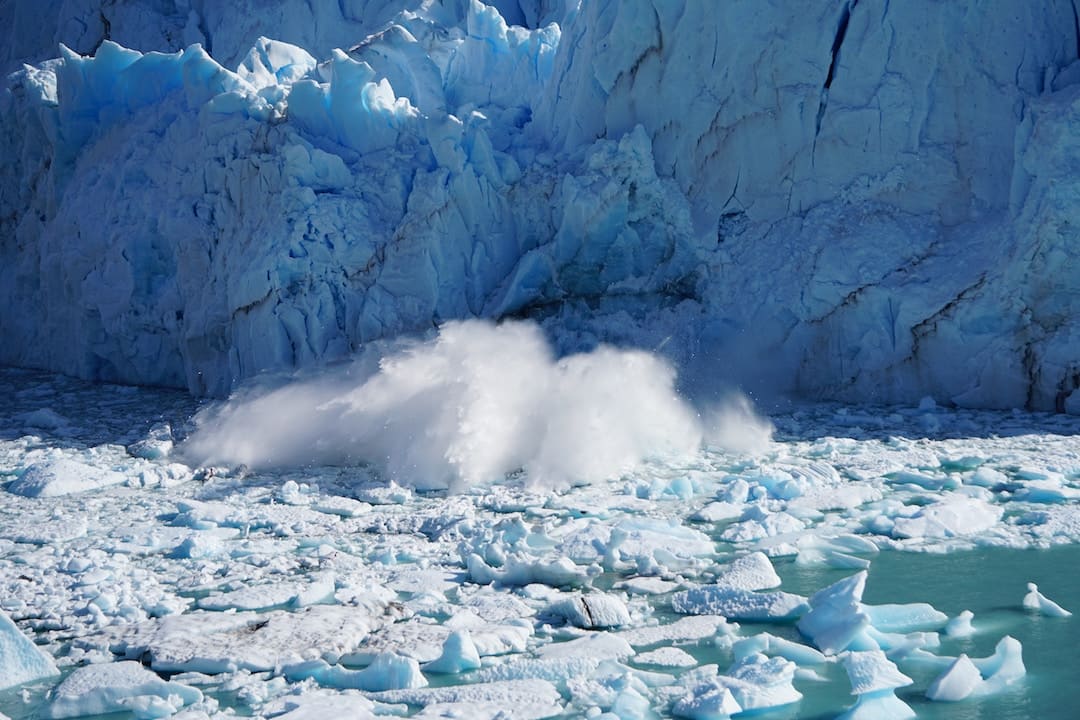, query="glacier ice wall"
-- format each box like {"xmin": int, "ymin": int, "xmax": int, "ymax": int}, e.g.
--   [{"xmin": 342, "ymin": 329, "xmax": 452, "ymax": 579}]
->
[{"xmin": 3, "ymin": 0, "xmax": 1080, "ymax": 410}]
